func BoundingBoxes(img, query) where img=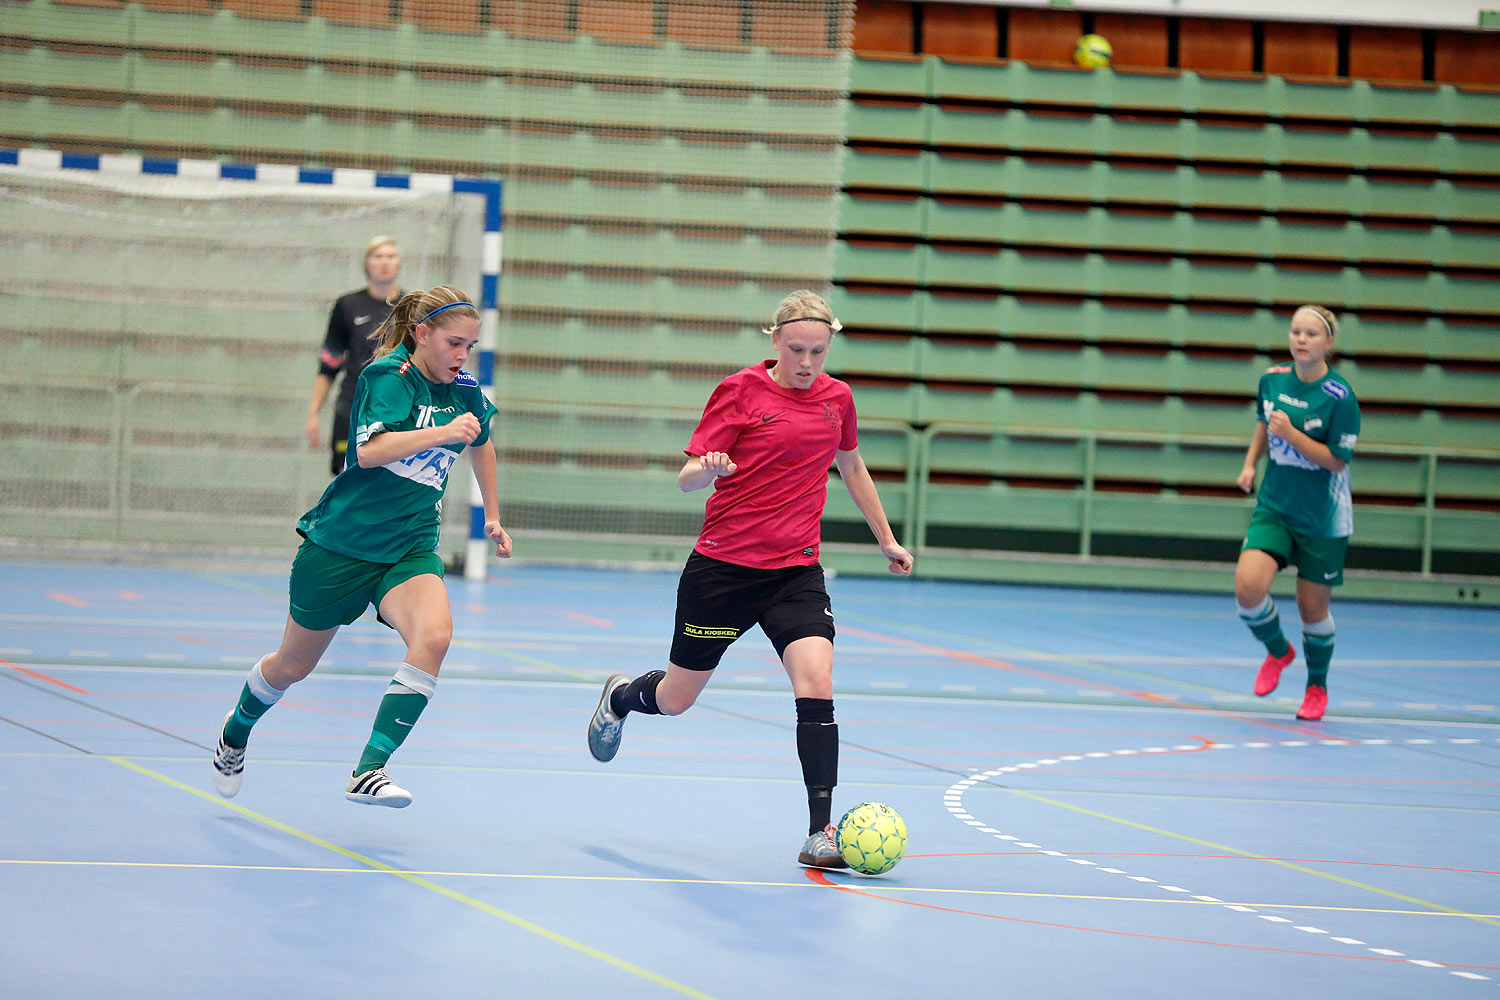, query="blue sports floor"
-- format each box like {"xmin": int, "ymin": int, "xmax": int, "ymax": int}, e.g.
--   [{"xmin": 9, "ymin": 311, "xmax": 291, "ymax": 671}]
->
[{"xmin": 1, "ymin": 558, "xmax": 1497, "ymax": 999}]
